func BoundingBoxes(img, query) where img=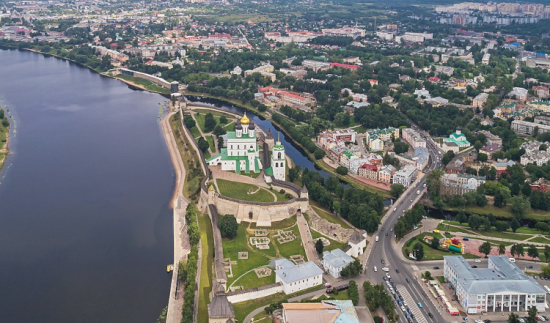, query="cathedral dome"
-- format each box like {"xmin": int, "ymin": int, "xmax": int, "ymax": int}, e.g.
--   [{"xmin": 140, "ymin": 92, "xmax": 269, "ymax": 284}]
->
[
  {"xmin": 235, "ymin": 123, "xmax": 242, "ymax": 130},
  {"xmin": 248, "ymin": 122, "xmax": 255, "ymax": 130},
  {"xmin": 240, "ymin": 112, "xmax": 250, "ymax": 125}
]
